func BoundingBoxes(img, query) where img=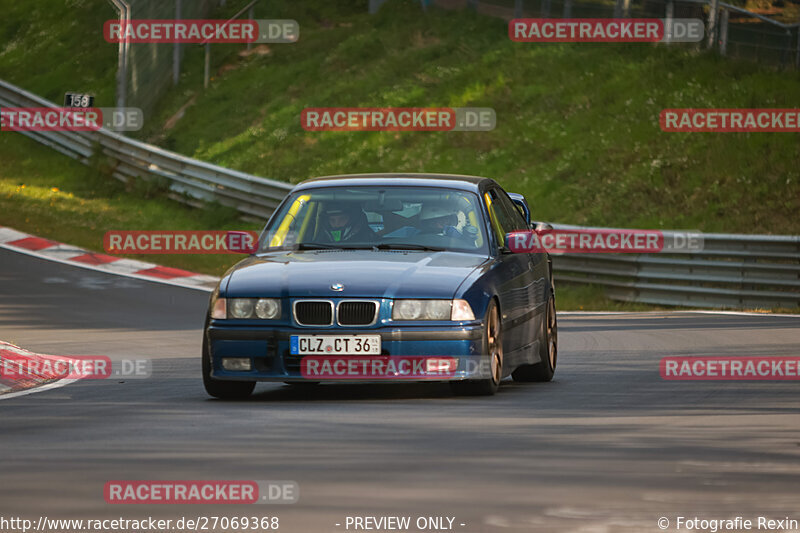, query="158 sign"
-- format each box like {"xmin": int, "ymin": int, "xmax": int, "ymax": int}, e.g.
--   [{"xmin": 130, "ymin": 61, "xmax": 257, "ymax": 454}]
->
[{"xmin": 64, "ymin": 92, "xmax": 94, "ymax": 108}]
